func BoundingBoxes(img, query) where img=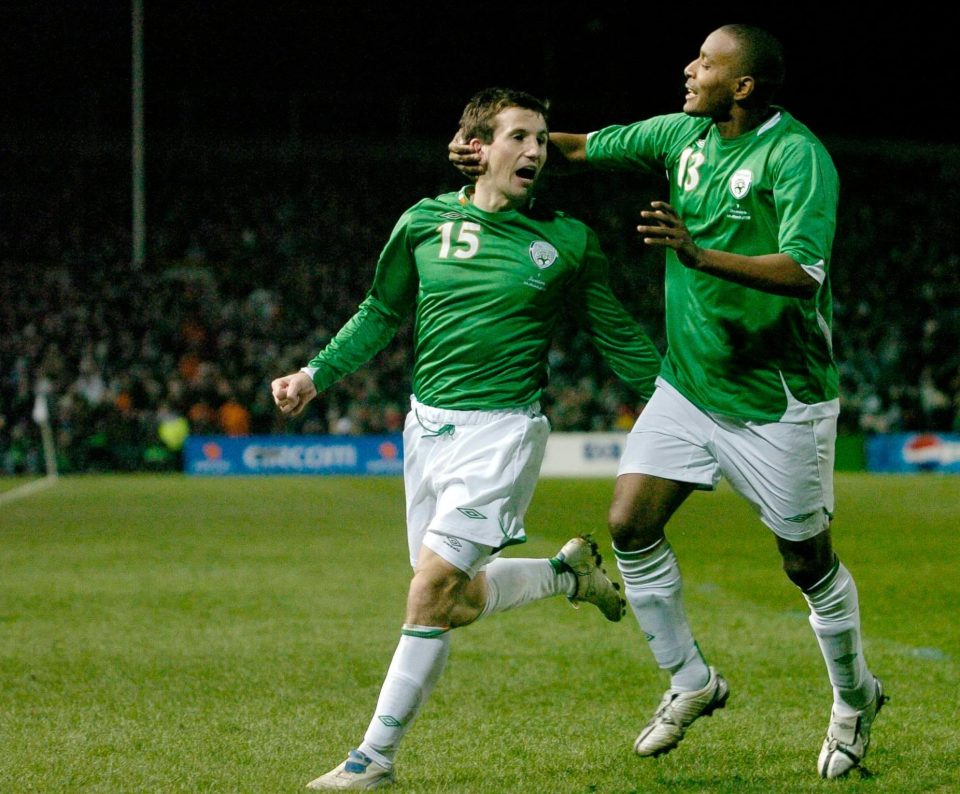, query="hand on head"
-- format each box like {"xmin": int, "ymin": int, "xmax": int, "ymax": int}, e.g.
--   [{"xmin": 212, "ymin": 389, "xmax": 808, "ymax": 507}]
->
[{"xmin": 447, "ymin": 129, "xmax": 484, "ymax": 180}]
